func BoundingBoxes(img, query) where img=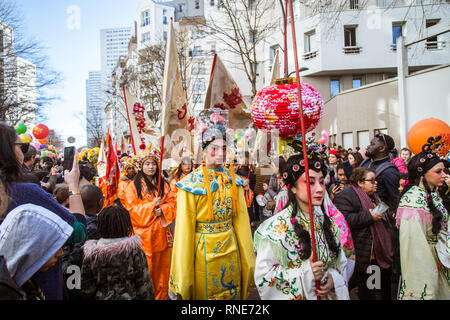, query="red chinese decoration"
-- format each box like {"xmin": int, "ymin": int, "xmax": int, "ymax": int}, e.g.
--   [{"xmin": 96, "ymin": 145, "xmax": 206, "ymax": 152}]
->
[
  {"xmin": 177, "ymin": 104, "xmax": 187, "ymax": 120},
  {"xmin": 223, "ymin": 87, "xmax": 243, "ymax": 109},
  {"xmin": 251, "ymin": 80, "xmax": 324, "ymax": 138},
  {"xmin": 32, "ymin": 124, "xmax": 50, "ymax": 140},
  {"xmin": 133, "ymin": 102, "xmax": 147, "ymax": 149}
]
